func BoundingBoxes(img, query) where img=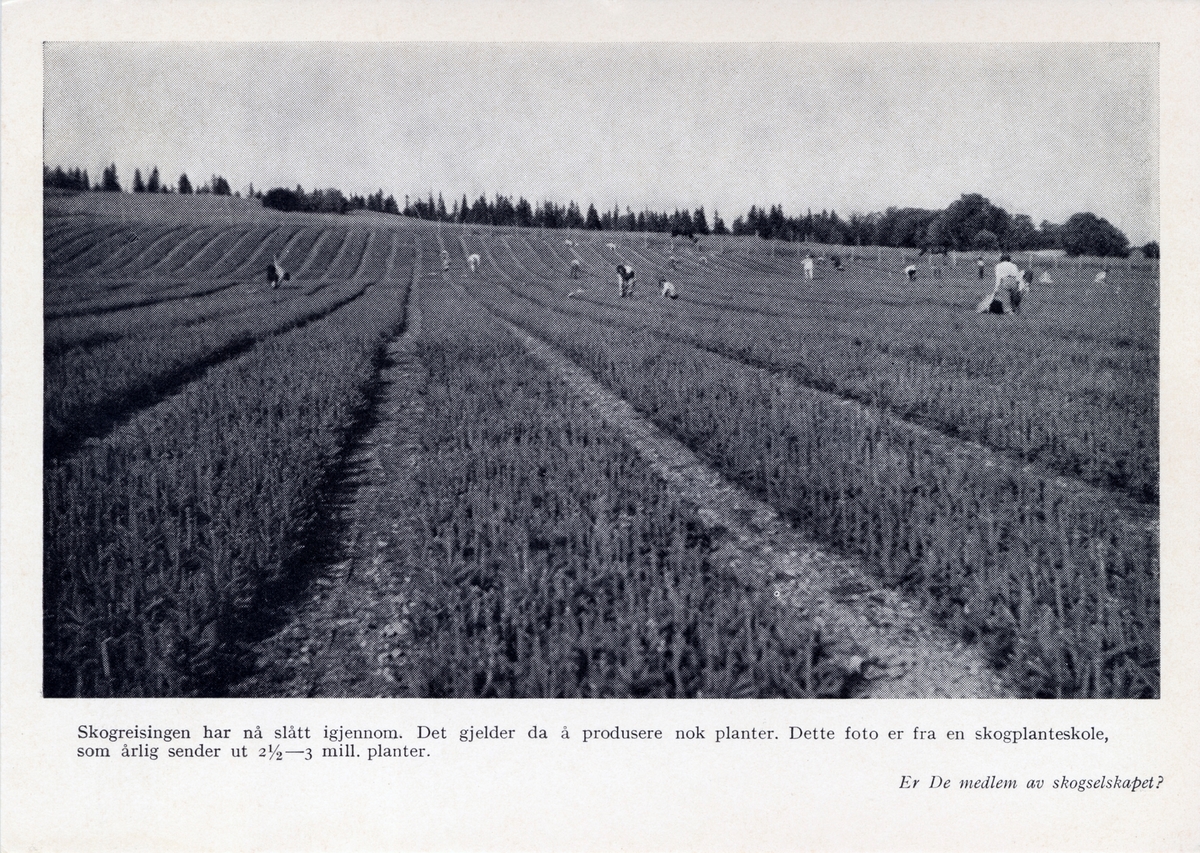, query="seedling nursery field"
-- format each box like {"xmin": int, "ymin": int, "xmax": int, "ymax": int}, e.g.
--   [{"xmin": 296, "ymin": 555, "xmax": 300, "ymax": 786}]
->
[{"xmin": 43, "ymin": 192, "xmax": 1159, "ymax": 699}]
